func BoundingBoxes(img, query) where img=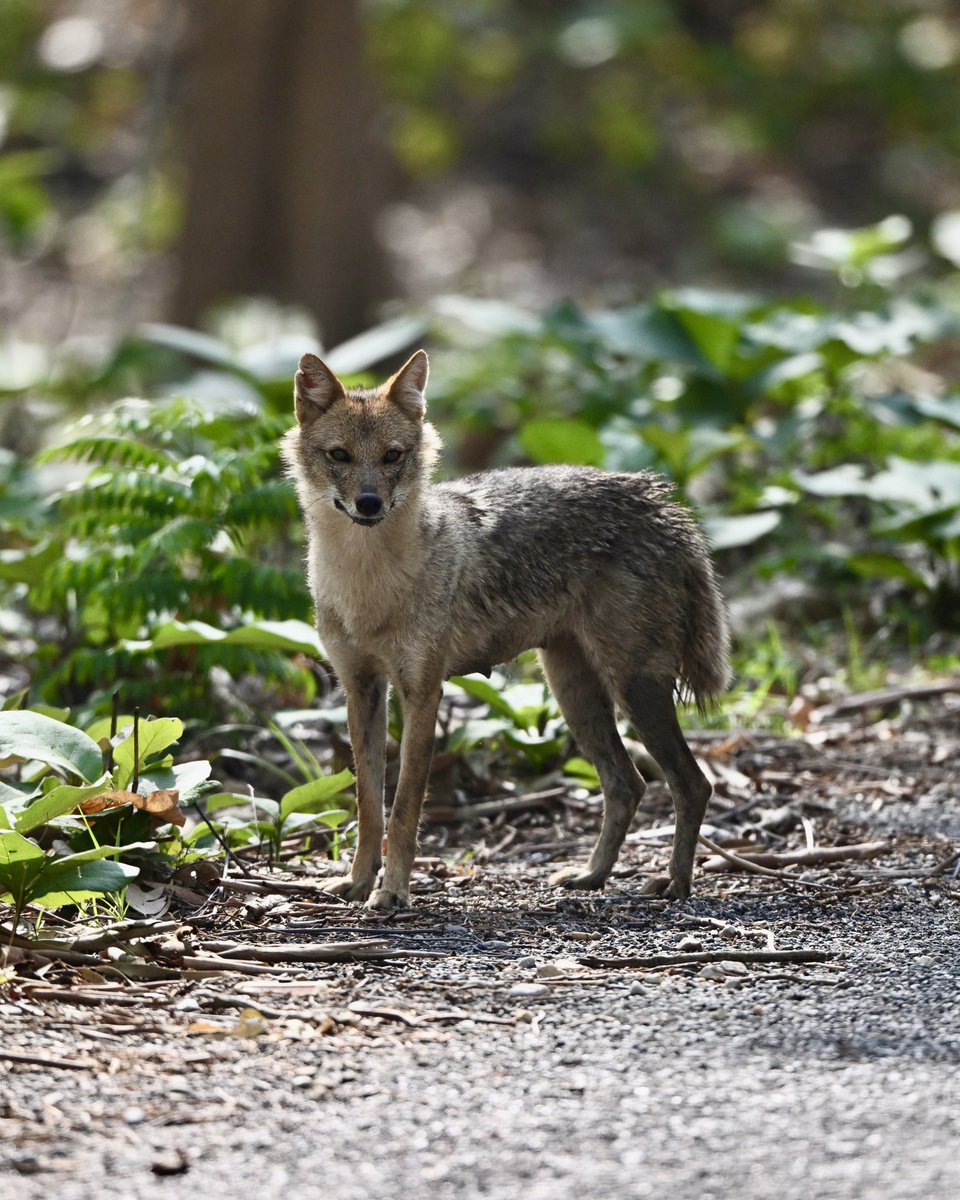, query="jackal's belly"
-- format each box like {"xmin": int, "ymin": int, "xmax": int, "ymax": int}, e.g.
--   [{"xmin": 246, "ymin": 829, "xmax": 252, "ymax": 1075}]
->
[{"xmin": 445, "ymin": 617, "xmax": 552, "ymax": 678}]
